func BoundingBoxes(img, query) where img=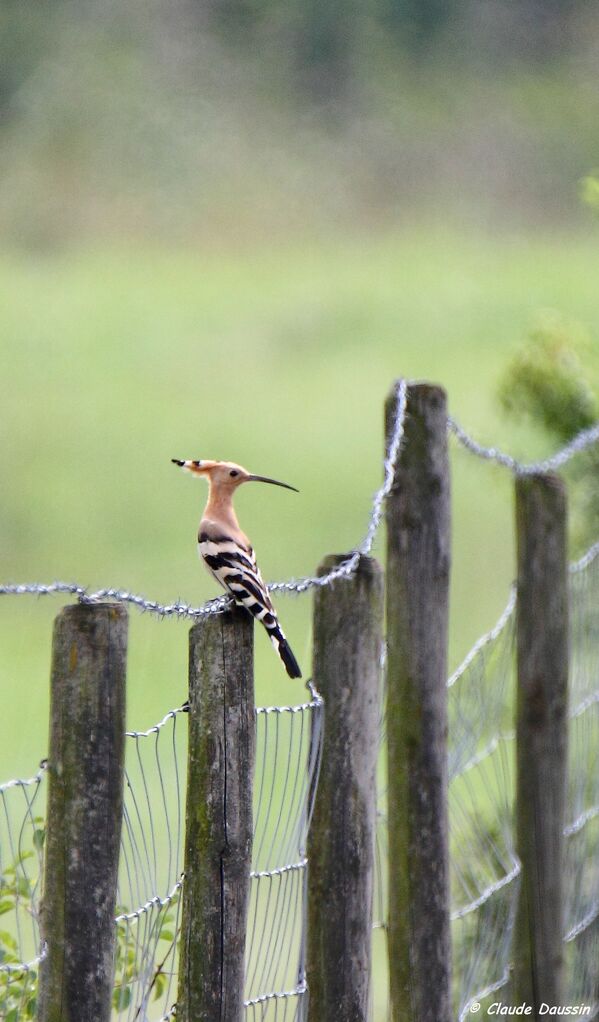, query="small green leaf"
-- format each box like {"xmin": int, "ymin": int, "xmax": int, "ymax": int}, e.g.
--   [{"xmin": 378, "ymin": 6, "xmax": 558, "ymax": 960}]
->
[
  {"xmin": 16, "ymin": 878, "xmax": 32, "ymax": 898},
  {"xmin": 0, "ymin": 930, "xmax": 18, "ymax": 952},
  {"xmin": 113, "ymin": 986, "xmax": 131, "ymax": 1012}
]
